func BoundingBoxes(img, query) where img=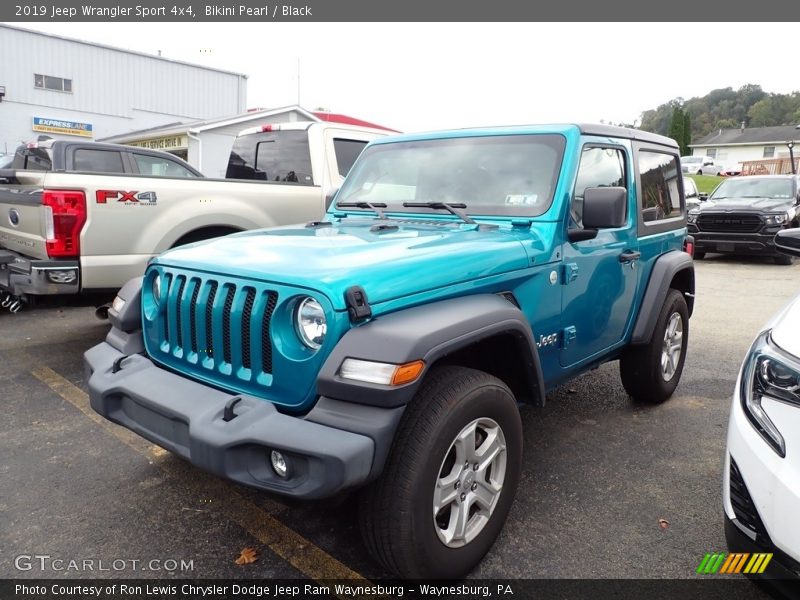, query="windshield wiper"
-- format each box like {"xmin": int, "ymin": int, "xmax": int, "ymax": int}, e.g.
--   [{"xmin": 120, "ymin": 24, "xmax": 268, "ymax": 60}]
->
[
  {"xmin": 402, "ymin": 202, "xmax": 475, "ymax": 224},
  {"xmin": 335, "ymin": 201, "xmax": 388, "ymax": 219}
]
